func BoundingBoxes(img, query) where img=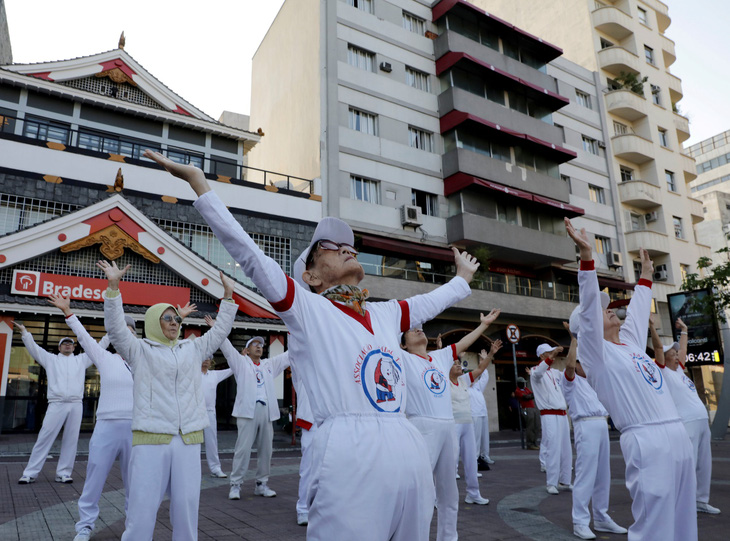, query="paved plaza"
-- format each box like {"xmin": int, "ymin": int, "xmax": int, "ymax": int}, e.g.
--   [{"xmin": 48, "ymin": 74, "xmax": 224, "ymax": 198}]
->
[{"xmin": 0, "ymin": 428, "xmax": 728, "ymax": 540}]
